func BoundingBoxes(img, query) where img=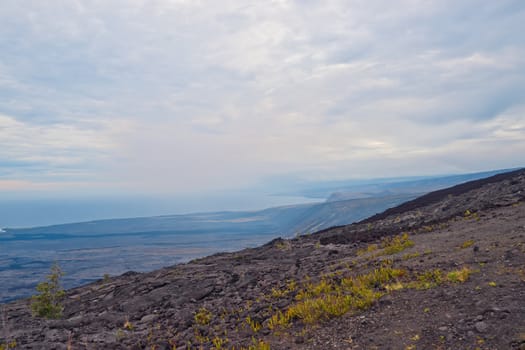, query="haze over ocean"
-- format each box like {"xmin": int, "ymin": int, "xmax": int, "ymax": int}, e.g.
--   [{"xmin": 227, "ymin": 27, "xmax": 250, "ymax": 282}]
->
[{"xmin": 0, "ymin": 193, "xmax": 319, "ymax": 228}]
